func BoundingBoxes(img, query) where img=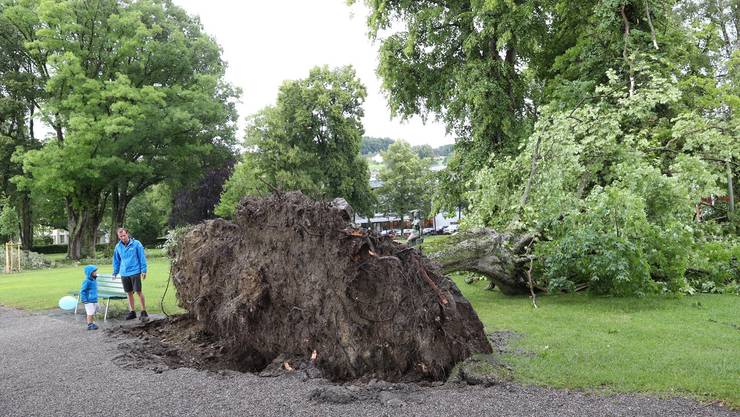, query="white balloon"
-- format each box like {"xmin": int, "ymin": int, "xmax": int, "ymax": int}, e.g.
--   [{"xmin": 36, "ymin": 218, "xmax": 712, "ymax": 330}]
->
[{"xmin": 58, "ymin": 296, "xmax": 78, "ymax": 311}]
